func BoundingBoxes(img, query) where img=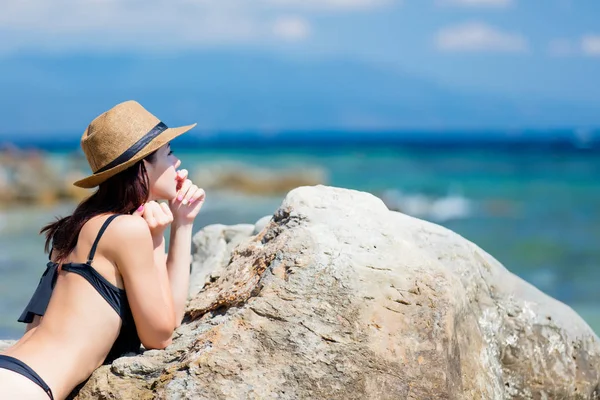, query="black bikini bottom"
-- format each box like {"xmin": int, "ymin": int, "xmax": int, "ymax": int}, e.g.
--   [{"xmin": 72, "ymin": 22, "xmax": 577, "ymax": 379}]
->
[{"xmin": 0, "ymin": 354, "xmax": 54, "ymax": 399}]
